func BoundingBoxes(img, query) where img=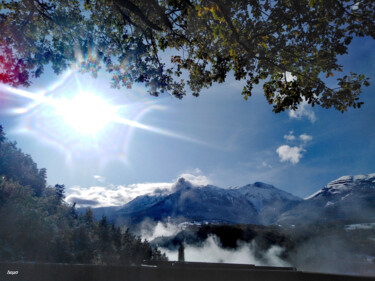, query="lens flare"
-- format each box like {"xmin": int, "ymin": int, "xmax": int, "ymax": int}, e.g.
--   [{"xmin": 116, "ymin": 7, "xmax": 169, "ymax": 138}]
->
[
  {"xmin": 0, "ymin": 69, "xmax": 210, "ymax": 165},
  {"xmin": 54, "ymin": 93, "xmax": 117, "ymax": 136}
]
